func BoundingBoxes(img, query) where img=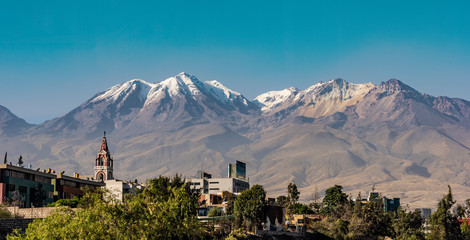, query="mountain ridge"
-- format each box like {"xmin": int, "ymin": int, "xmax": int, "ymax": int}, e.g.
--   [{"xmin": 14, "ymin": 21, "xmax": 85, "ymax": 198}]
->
[{"xmin": 2, "ymin": 73, "xmax": 470, "ymax": 208}]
